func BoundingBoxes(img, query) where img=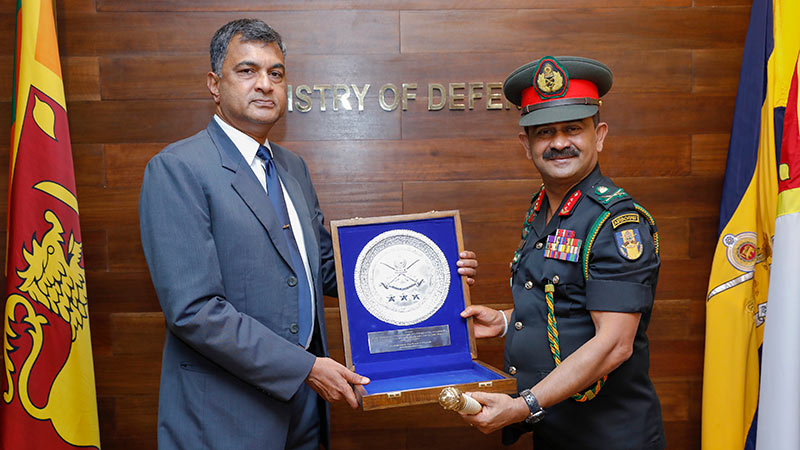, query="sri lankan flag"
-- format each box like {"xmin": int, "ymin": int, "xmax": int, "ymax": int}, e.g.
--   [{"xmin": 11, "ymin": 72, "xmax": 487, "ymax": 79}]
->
[
  {"xmin": 702, "ymin": 0, "xmax": 800, "ymax": 448},
  {"xmin": 1, "ymin": 0, "xmax": 100, "ymax": 448}
]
